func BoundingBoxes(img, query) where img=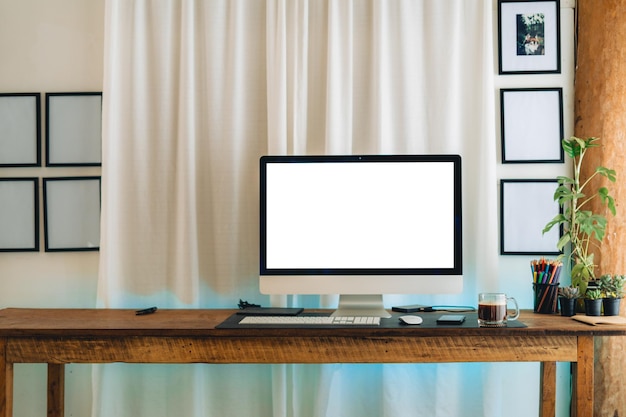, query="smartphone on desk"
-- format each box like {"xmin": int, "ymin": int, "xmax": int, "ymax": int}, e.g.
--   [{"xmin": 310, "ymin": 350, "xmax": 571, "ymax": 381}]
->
[{"xmin": 436, "ymin": 314, "xmax": 466, "ymax": 325}]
